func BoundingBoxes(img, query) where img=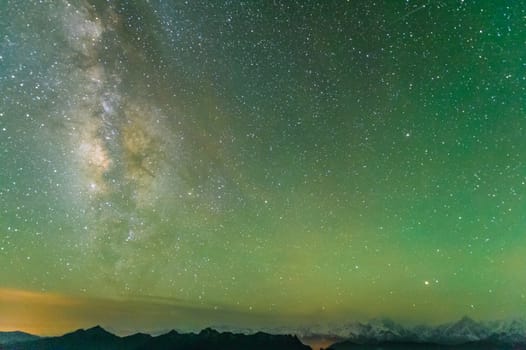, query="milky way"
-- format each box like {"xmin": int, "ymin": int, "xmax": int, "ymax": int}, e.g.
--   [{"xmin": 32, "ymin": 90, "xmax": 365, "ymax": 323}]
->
[{"xmin": 1, "ymin": 0, "xmax": 525, "ymax": 336}]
